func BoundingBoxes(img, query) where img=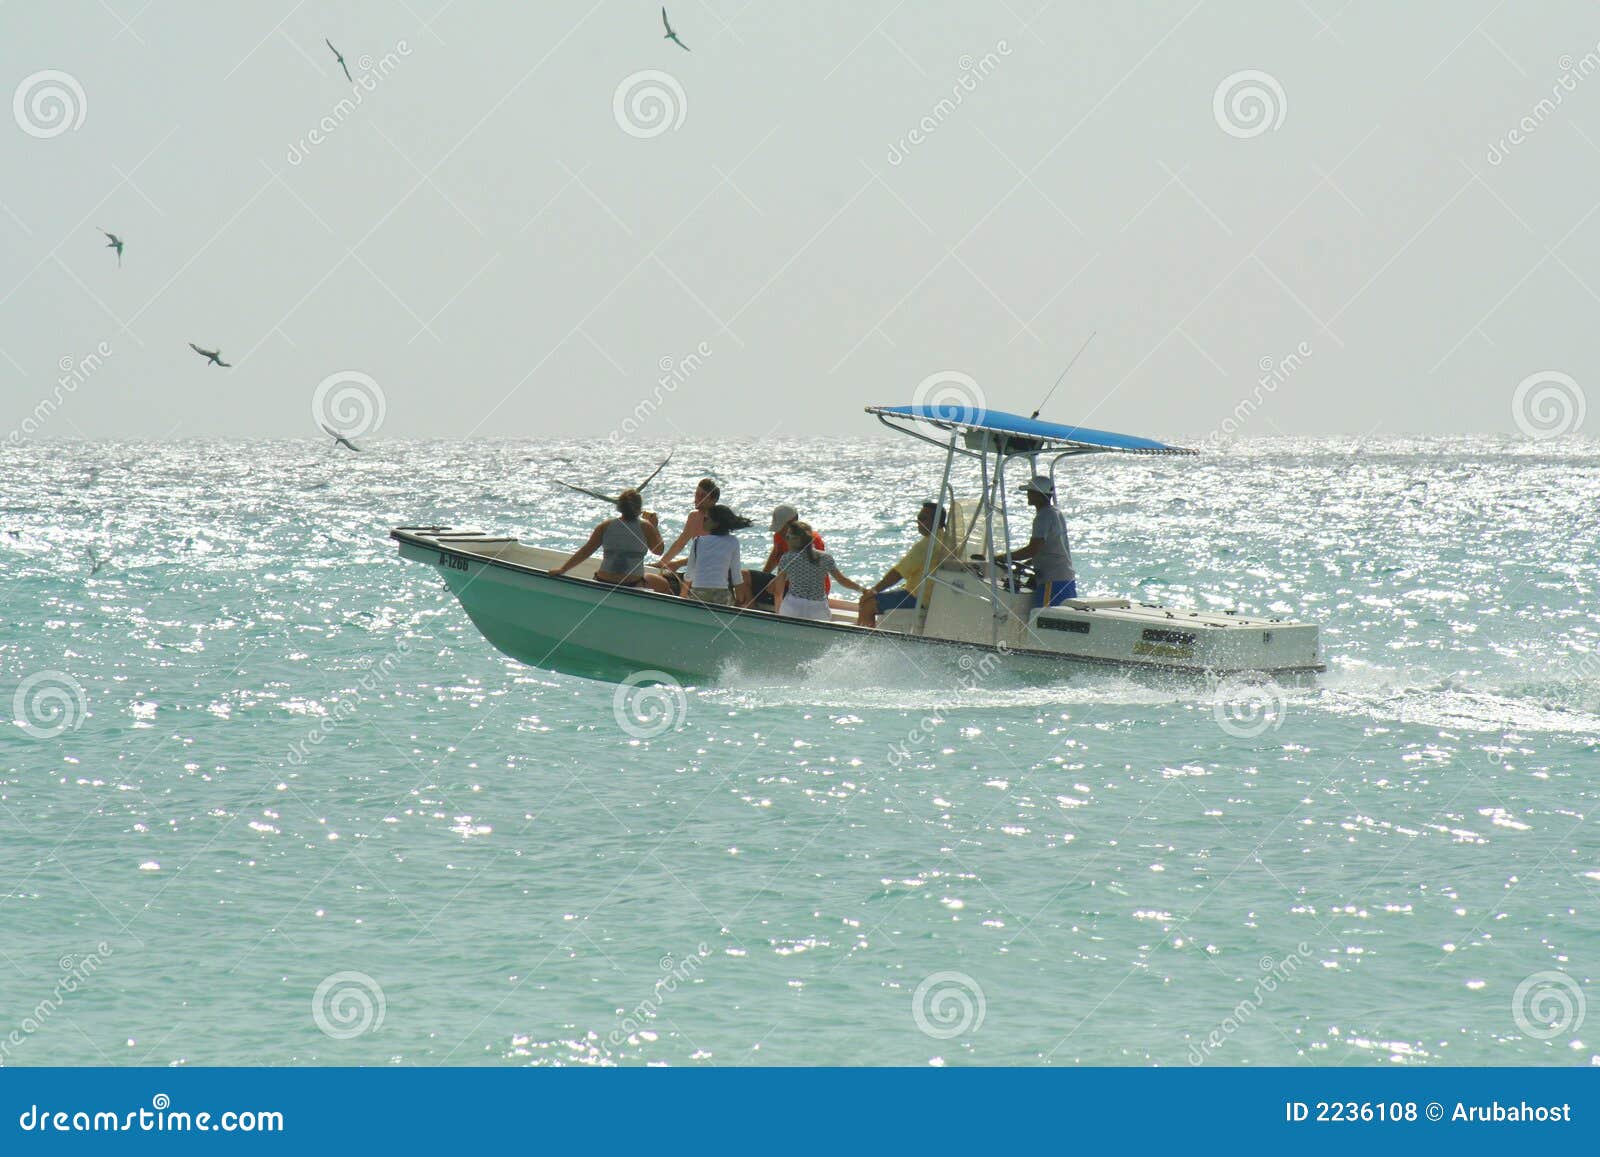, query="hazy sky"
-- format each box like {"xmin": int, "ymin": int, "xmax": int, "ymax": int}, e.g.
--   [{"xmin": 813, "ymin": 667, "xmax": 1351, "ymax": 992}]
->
[{"xmin": 3, "ymin": 1, "xmax": 1598, "ymax": 442}]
